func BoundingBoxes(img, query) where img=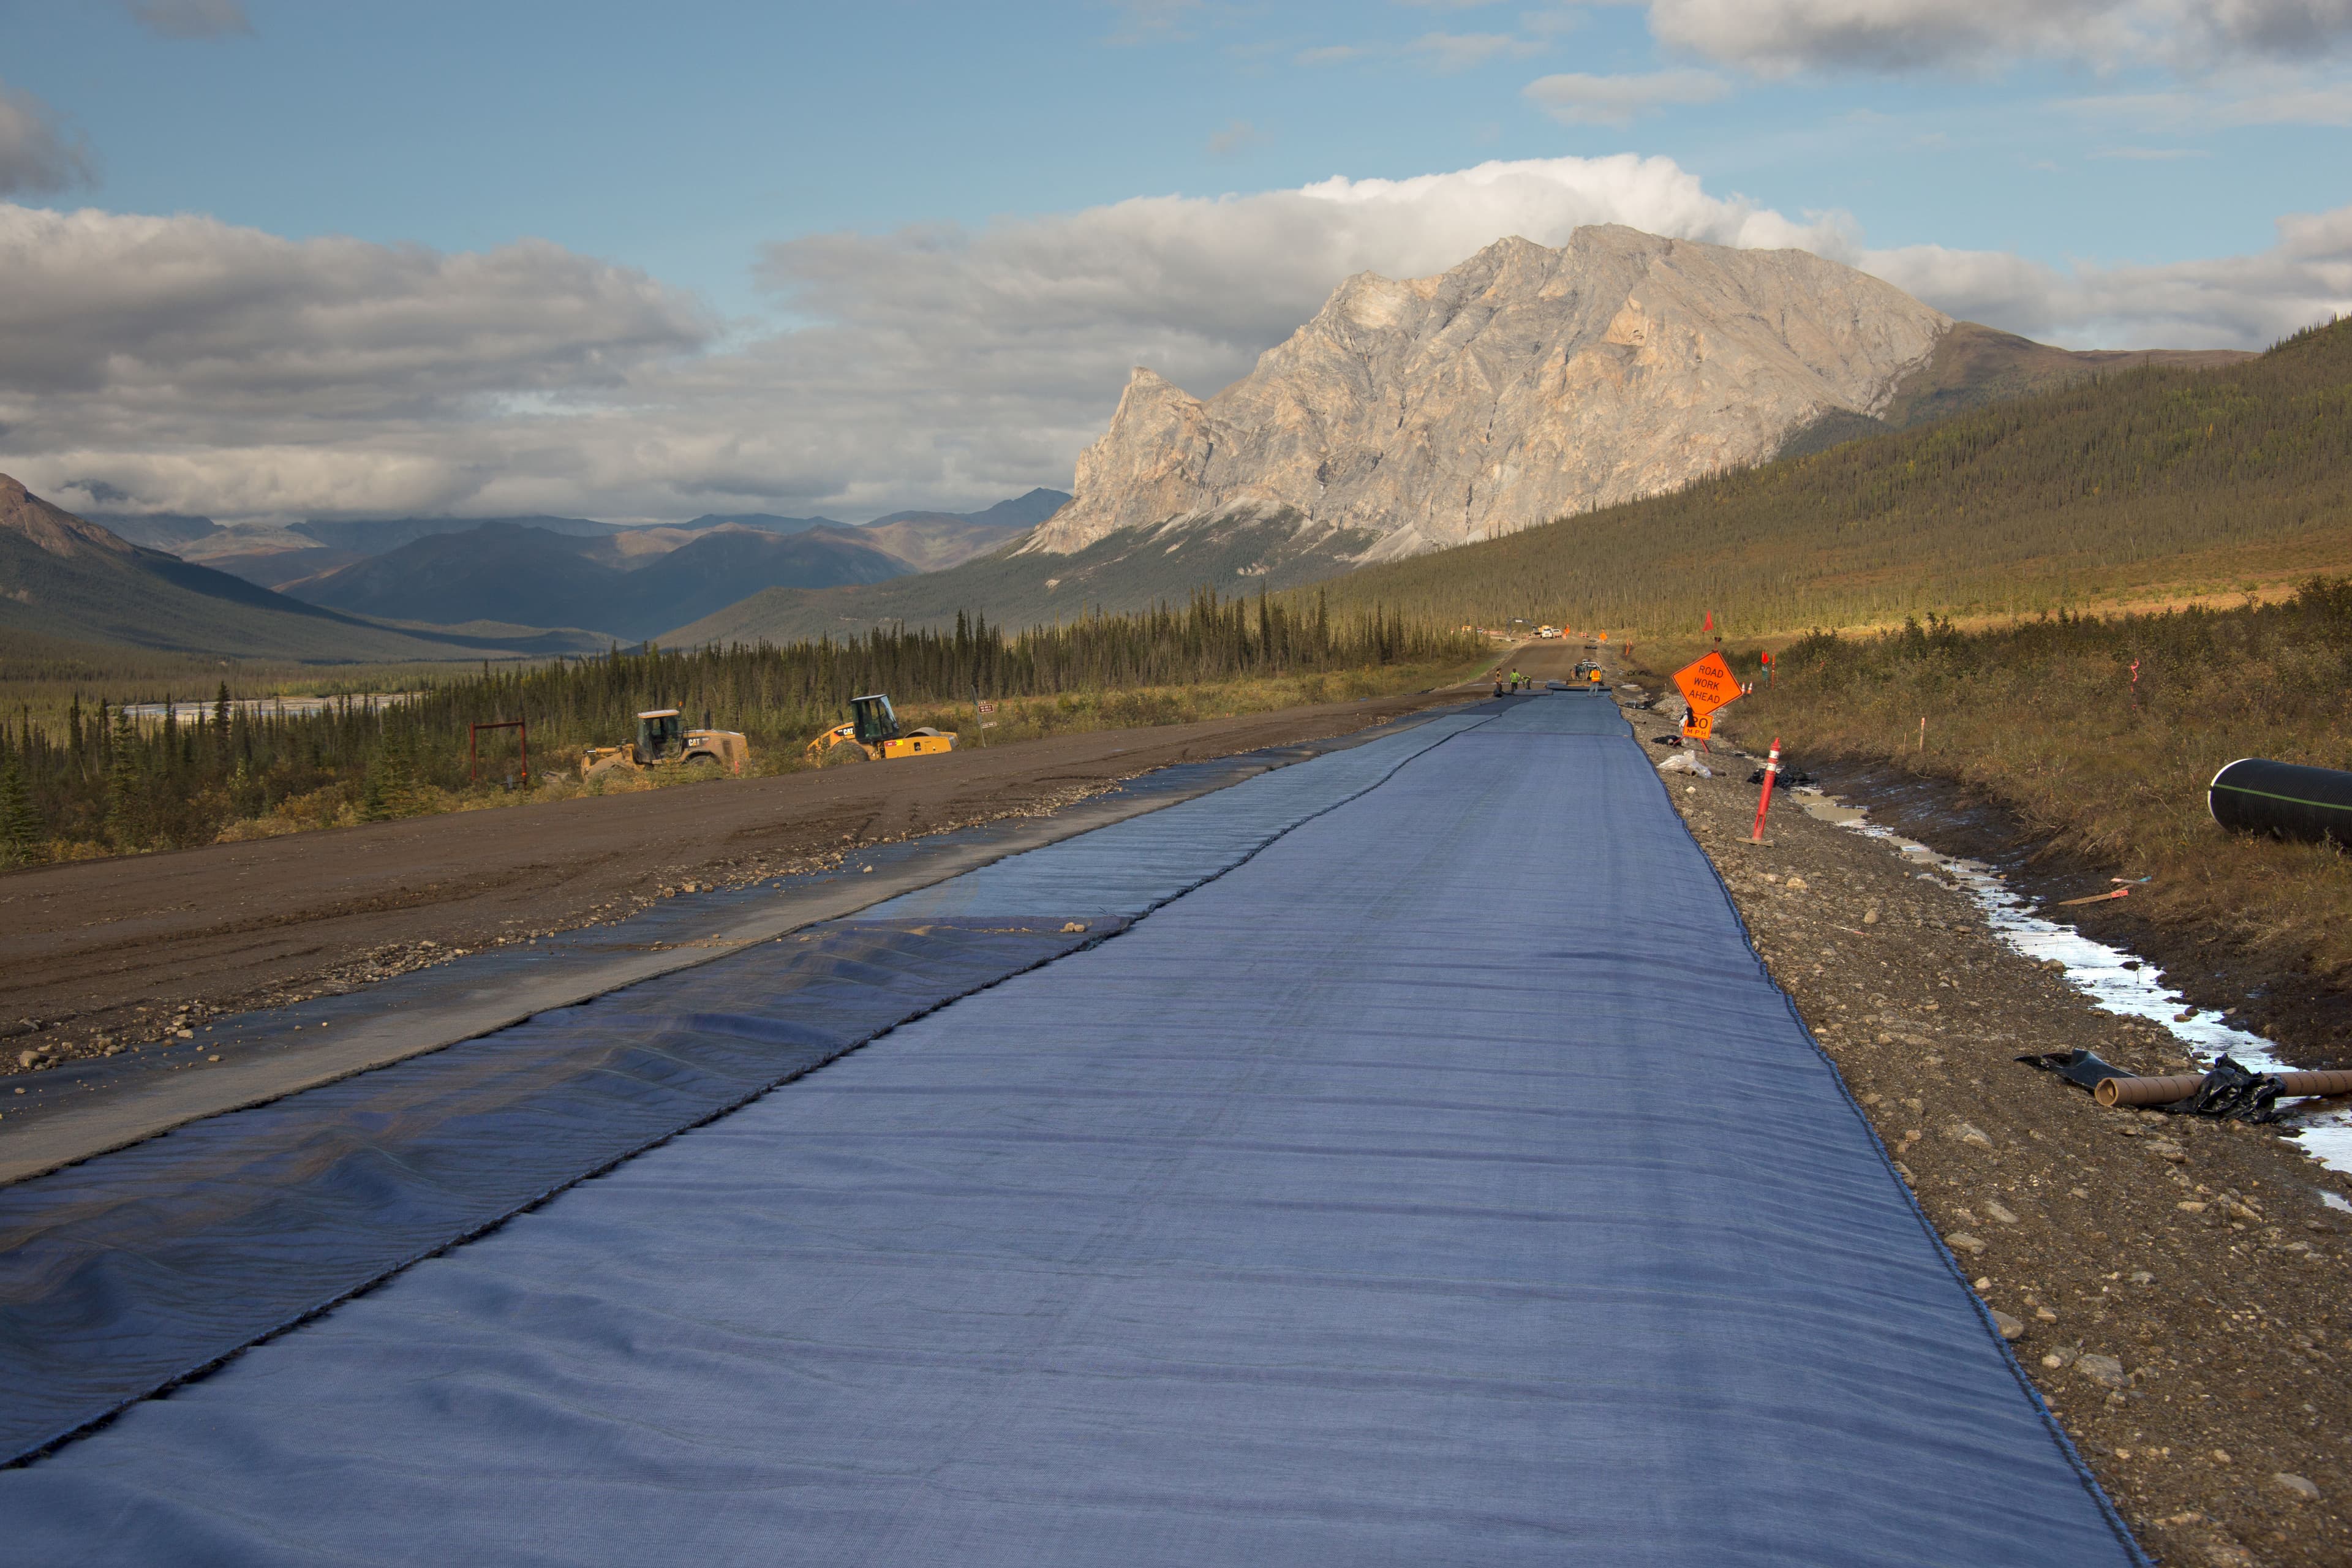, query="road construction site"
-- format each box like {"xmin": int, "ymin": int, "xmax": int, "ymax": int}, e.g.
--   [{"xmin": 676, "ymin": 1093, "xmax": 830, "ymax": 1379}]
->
[
  {"xmin": 2, "ymin": 640, "xmax": 2345, "ymax": 1565},
  {"xmin": 0, "ymin": 684, "xmax": 1482, "ymax": 1079}
]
